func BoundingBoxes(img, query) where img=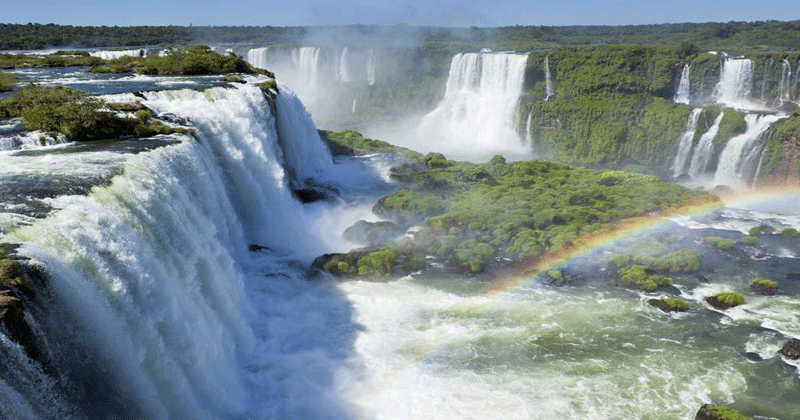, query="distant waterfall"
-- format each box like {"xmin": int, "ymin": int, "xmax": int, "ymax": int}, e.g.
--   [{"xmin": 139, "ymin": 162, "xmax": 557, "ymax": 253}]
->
[
  {"xmin": 544, "ymin": 56, "xmax": 554, "ymax": 100},
  {"xmin": 714, "ymin": 57, "xmax": 753, "ymax": 107},
  {"xmin": 416, "ymin": 52, "xmax": 531, "ymax": 159},
  {"xmin": 245, "ymin": 47, "xmax": 270, "ymax": 70},
  {"xmin": 712, "ymin": 114, "xmax": 784, "ymax": 188},
  {"xmin": 366, "ymin": 49, "xmax": 377, "ymax": 86},
  {"xmin": 337, "ymin": 48, "xmax": 351, "ymax": 83},
  {"xmin": 779, "ymin": 58, "xmax": 792, "ymax": 103},
  {"xmin": 89, "ymin": 49, "xmax": 145, "ymax": 60},
  {"xmin": 524, "ymin": 111, "xmax": 534, "ymax": 148},
  {"xmin": 292, "ymin": 47, "xmax": 322, "ymax": 97},
  {"xmin": 688, "ymin": 111, "xmax": 724, "ymax": 177},
  {"xmin": 760, "ymin": 58, "xmax": 773, "ymax": 103},
  {"xmin": 674, "ymin": 64, "xmax": 691, "ymax": 104},
  {"xmin": 671, "ymin": 108, "xmax": 703, "ymax": 177}
]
